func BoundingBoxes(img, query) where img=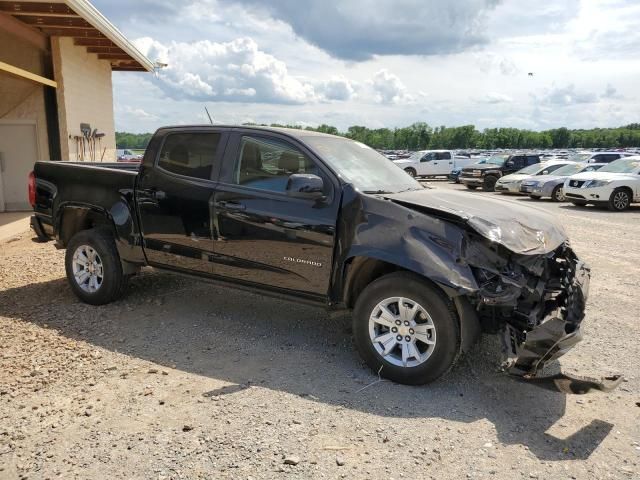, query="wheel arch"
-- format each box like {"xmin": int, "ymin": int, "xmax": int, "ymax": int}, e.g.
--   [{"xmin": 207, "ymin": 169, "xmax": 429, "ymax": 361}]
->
[
  {"xmin": 55, "ymin": 201, "xmax": 144, "ymax": 266},
  {"xmin": 343, "ymin": 256, "xmax": 481, "ymax": 354}
]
